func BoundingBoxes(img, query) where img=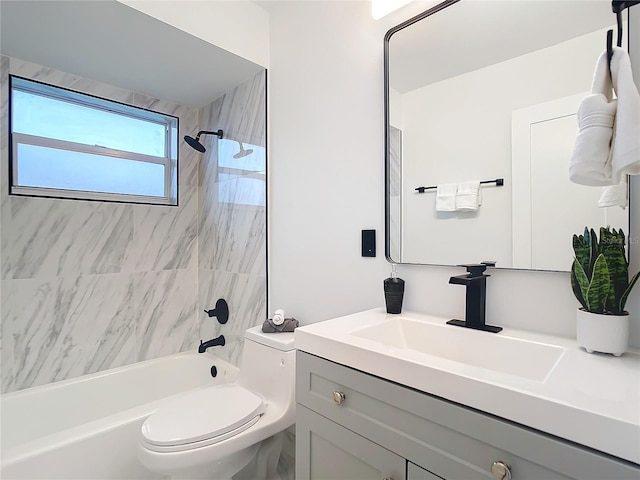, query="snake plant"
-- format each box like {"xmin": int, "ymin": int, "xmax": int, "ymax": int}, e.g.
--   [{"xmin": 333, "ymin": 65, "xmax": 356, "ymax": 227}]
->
[{"xmin": 571, "ymin": 227, "xmax": 640, "ymax": 315}]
